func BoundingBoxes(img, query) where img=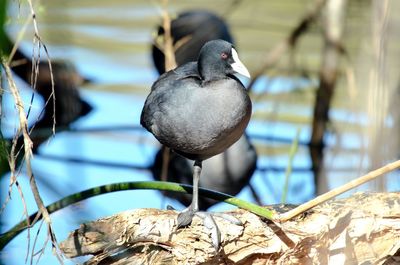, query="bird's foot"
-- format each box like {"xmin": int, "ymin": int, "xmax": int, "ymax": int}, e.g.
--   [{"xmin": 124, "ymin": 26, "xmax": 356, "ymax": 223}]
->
[
  {"xmin": 176, "ymin": 206, "xmax": 197, "ymax": 228},
  {"xmin": 176, "ymin": 207, "xmax": 242, "ymax": 251}
]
